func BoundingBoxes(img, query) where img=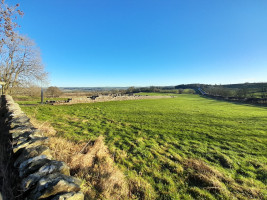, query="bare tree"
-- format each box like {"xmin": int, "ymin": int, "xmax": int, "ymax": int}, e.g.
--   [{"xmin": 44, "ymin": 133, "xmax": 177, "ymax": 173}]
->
[
  {"xmin": 12, "ymin": 85, "xmax": 41, "ymax": 97},
  {"xmin": 0, "ymin": 34, "xmax": 47, "ymax": 94},
  {"xmin": 126, "ymin": 86, "xmax": 135, "ymax": 94},
  {"xmin": 235, "ymin": 88, "xmax": 248, "ymax": 99},
  {"xmin": 46, "ymin": 86, "xmax": 62, "ymax": 98},
  {"xmin": 0, "ymin": 1, "xmax": 47, "ymax": 94},
  {"xmin": 261, "ymin": 87, "xmax": 267, "ymax": 98},
  {"xmin": 0, "ymin": 0, "xmax": 23, "ymax": 50}
]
